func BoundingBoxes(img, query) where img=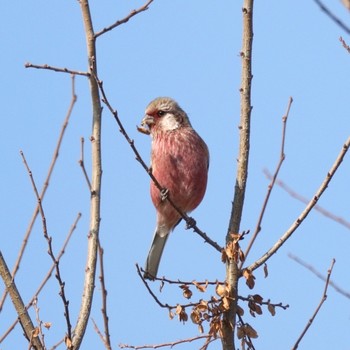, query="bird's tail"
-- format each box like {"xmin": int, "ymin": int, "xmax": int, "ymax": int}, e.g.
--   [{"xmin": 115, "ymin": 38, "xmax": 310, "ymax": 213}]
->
[{"xmin": 144, "ymin": 227, "xmax": 170, "ymax": 280}]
